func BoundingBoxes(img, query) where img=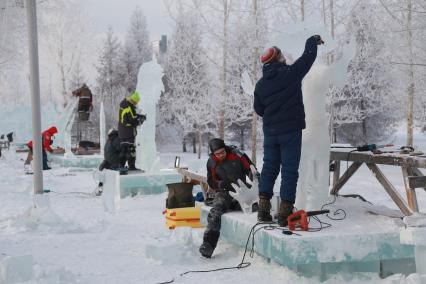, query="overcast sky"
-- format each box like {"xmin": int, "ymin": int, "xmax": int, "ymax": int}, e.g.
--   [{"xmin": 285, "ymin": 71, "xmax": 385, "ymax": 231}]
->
[{"xmin": 77, "ymin": 0, "xmax": 173, "ymax": 41}]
